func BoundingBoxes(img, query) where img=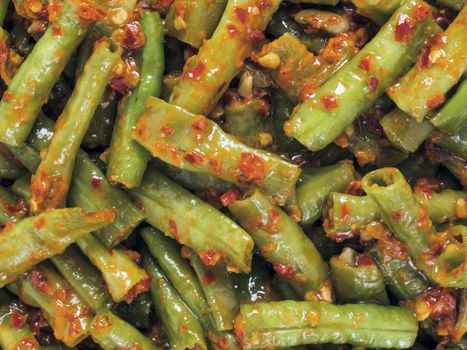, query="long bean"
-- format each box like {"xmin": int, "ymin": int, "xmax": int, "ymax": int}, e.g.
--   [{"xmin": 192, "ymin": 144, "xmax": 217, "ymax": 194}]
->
[
  {"xmin": 0, "ymin": 207, "xmax": 115, "ymax": 287},
  {"xmin": 169, "ymin": 0, "xmax": 281, "ymax": 115},
  {"xmin": 285, "ymin": 0, "xmax": 437, "ymax": 151},
  {"xmin": 107, "ymin": 10, "xmax": 164, "ymax": 189},
  {"xmin": 362, "ymin": 167, "xmax": 466, "ymax": 287},
  {"xmin": 0, "ymin": 0, "xmax": 107, "ymax": 146},
  {"xmin": 235, "ymin": 301, "xmax": 418, "ymax": 349},
  {"xmin": 134, "ymin": 97, "xmax": 301, "ymax": 205},
  {"xmin": 166, "ymin": 0, "xmax": 227, "ymax": 48},
  {"xmin": 29, "ymin": 38, "xmax": 121, "ymax": 213},
  {"xmin": 388, "ymin": 6, "xmax": 467, "ymax": 121},
  {"xmin": 91, "ymin": 311, "xmax": 160, "ymax": 350},
  {"xmin": 8, "ymin": 261, "xmax": 94, "ymax": 347},
  {"xmin": 141, "ymin": 242, "xmax": 207, "ymax": 350},
  {"xmin": 228, "ymin": 190, "xmax": 330, "ymax": 300},
  {"xmin": 51, "ymin": 245, "xmax": 114, "ymax": 313},
  {"xmin": 131, "ymin": 168, "xmax": 254, "ymax": 273}
]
